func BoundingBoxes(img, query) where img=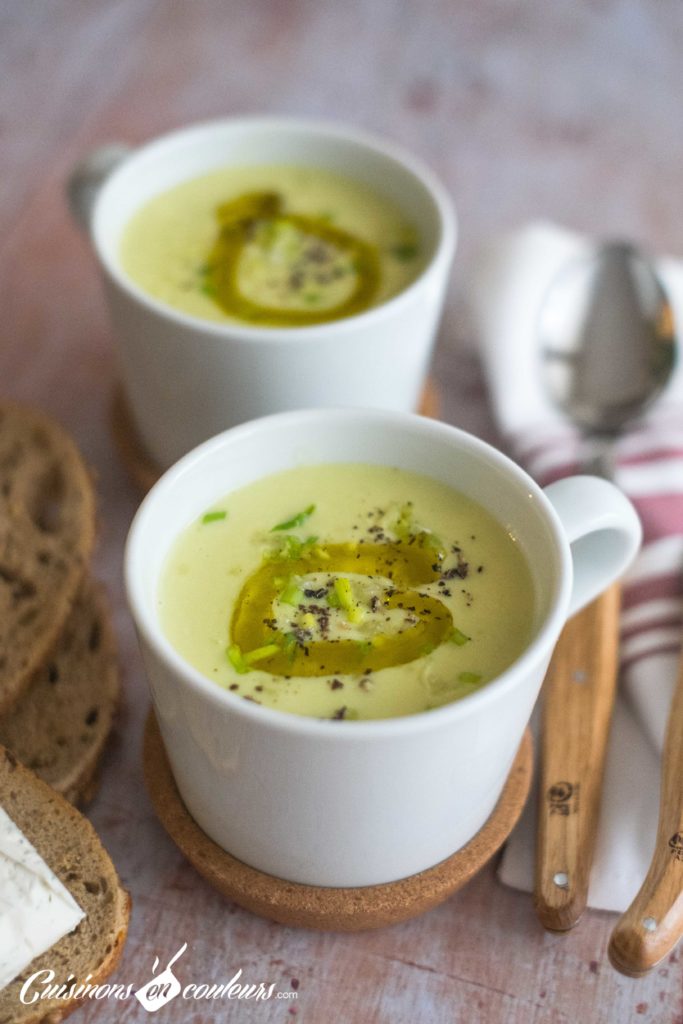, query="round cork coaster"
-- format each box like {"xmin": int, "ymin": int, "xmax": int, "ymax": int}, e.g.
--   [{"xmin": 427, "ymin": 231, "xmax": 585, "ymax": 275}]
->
[
  {"xmin": 111, "ymin": 380, "xmax": 442, "ymax": 495},
  {"xmin": 143, "ymin": 710, "xmax": 532, "ymax": 931}
]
